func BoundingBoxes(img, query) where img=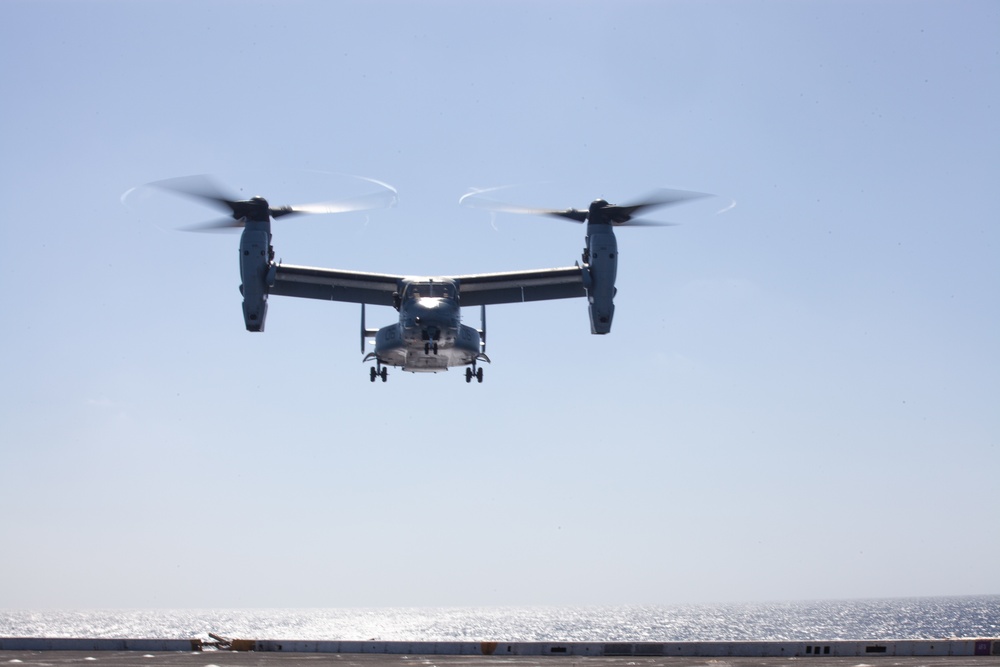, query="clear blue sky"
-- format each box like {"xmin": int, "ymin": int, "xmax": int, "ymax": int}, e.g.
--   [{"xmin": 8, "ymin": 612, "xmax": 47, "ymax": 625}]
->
[{"xmin": 1, "ymin": 0, "xmax": 997, "ymax": 609}]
